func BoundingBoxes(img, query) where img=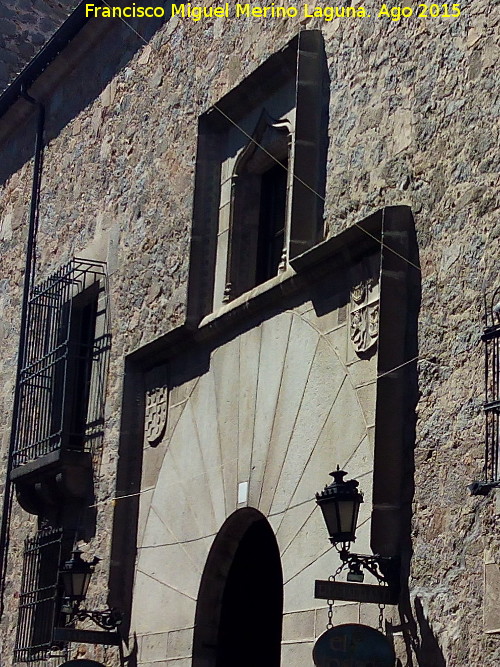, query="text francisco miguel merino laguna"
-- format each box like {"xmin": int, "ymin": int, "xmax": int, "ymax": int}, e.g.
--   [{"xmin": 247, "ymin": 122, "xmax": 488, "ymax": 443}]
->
[{"xmin": 84, "ymin": 3, "xmax": 371, "ymax": 20}]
